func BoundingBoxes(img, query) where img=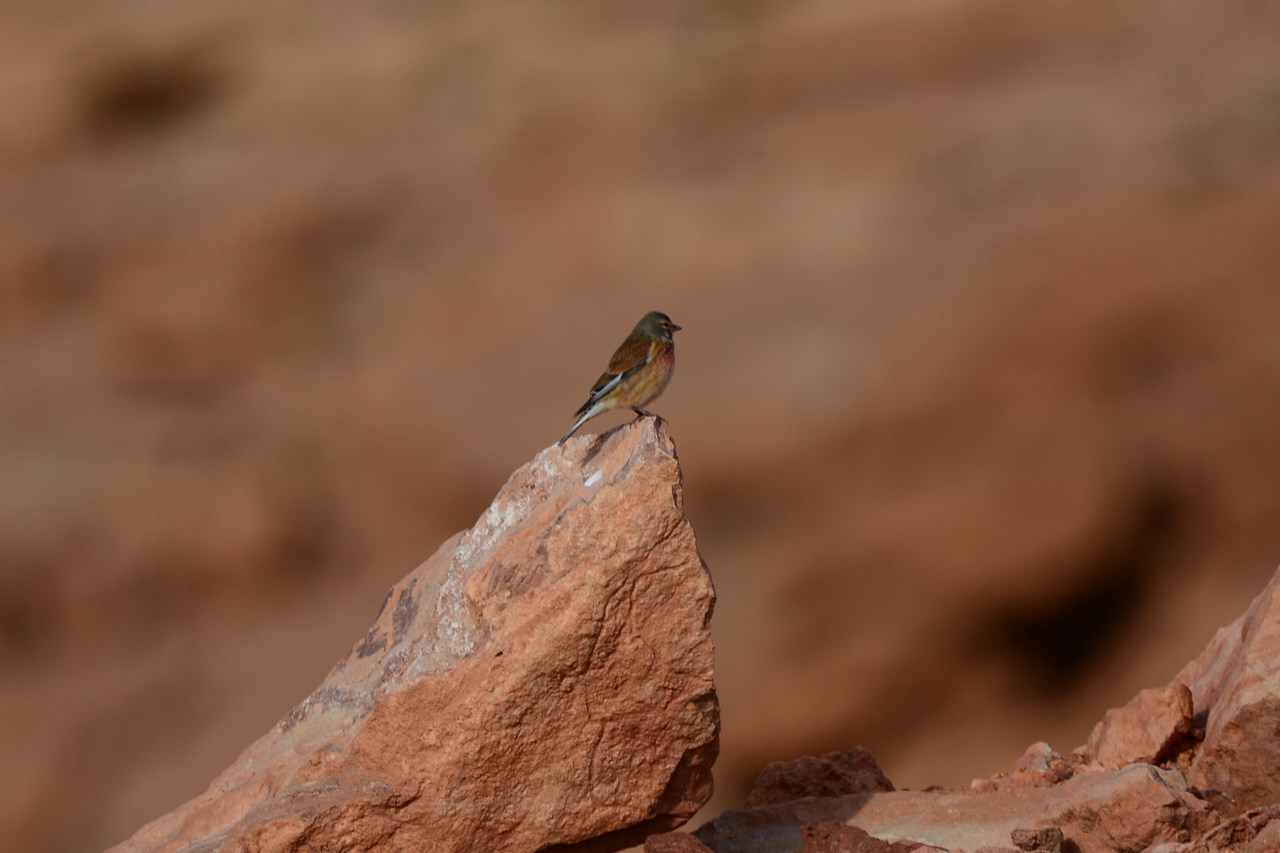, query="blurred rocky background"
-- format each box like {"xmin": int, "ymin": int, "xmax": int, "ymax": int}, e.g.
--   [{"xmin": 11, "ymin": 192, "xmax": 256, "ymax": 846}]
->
[{"xmin": 2, "ymin": 1, "xmax": 1279, "ymax": 851}]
